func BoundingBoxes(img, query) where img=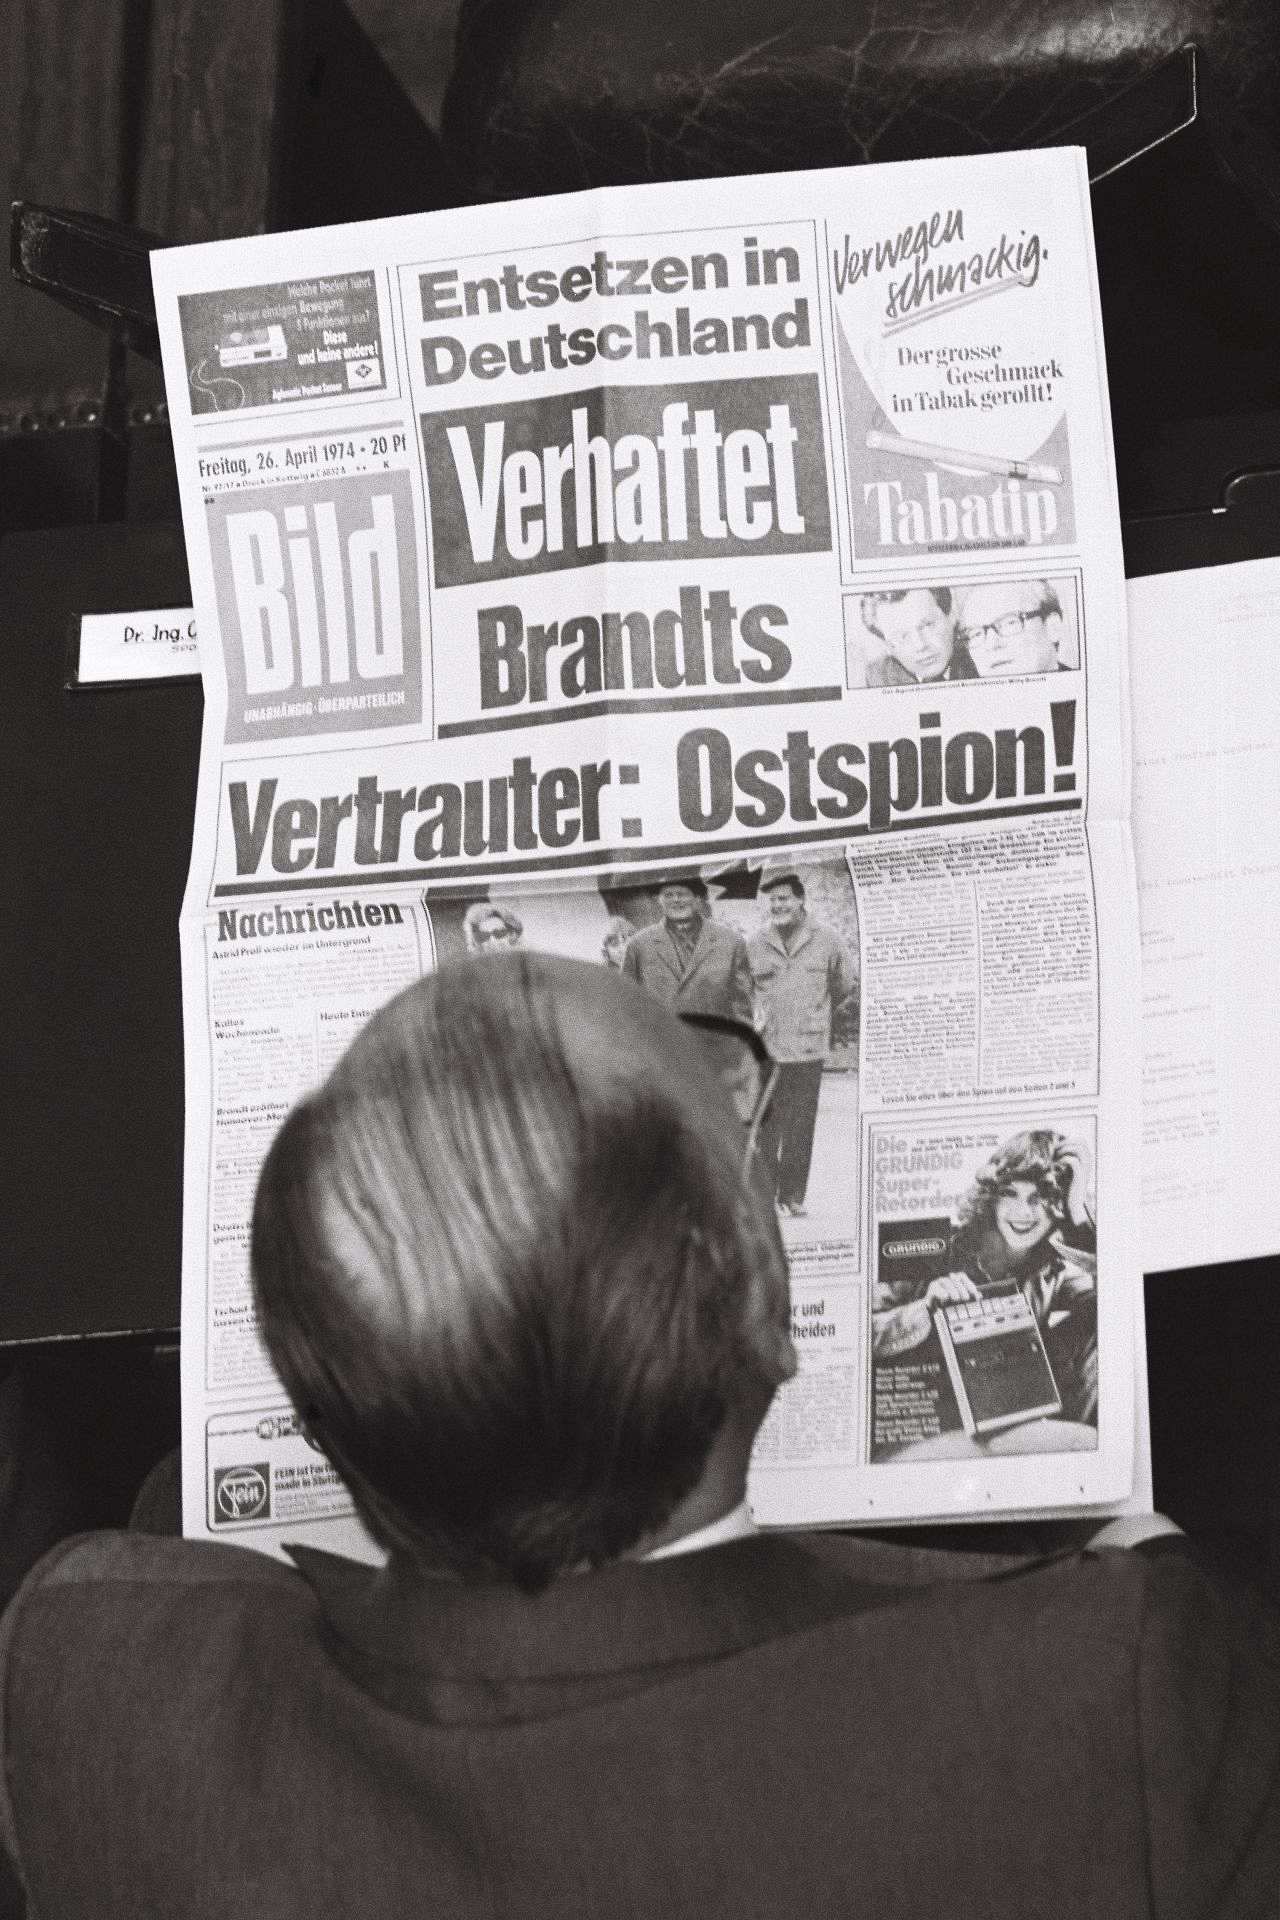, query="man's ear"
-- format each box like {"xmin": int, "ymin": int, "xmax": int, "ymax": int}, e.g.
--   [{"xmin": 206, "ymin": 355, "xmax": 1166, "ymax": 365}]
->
[
  {"xmin": 756, "ymin": 1320, "xmax": 794, "ymax": 1382},
  {"xmin": 742, "ymin": 1279, "xmax": 798, "ymax": 1387}
]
